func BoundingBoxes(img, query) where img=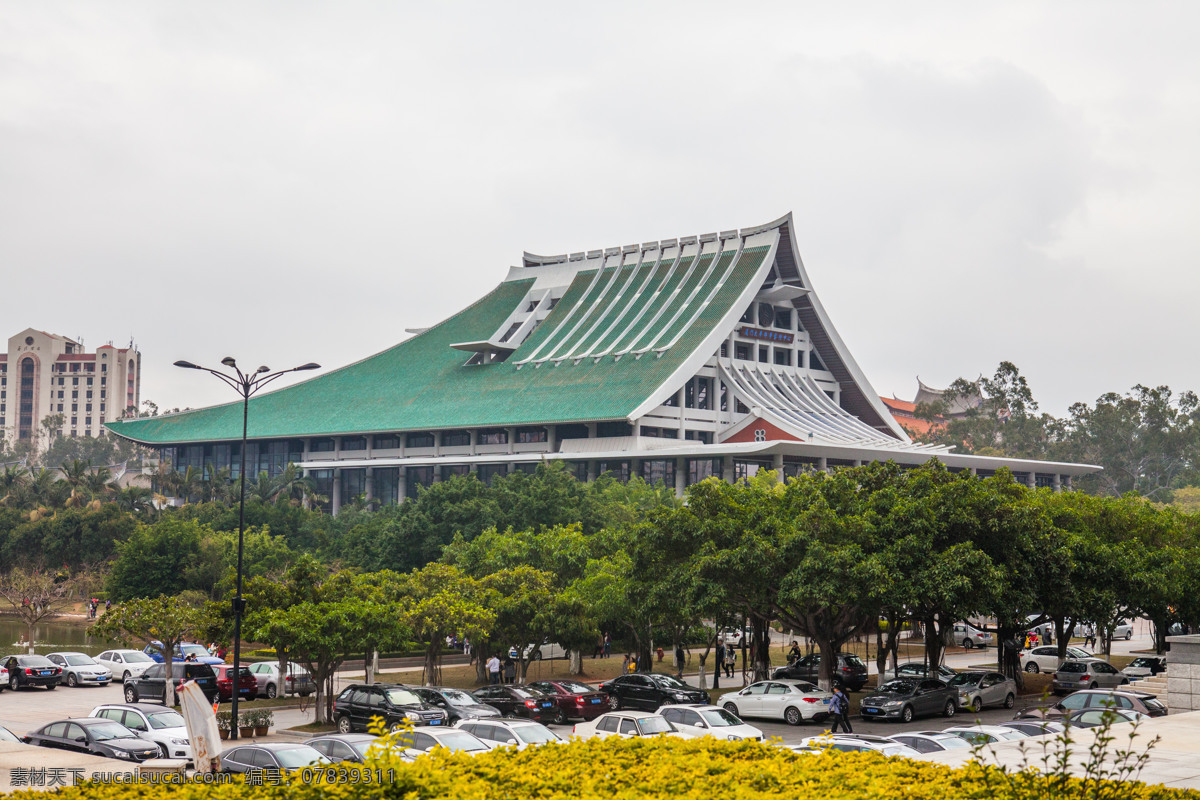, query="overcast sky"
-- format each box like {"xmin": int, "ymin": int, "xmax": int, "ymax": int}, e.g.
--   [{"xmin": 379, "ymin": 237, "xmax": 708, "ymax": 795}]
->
[{"xmin": 3, "ymin": 2, "xmax": 1197, "ymax": 417}]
